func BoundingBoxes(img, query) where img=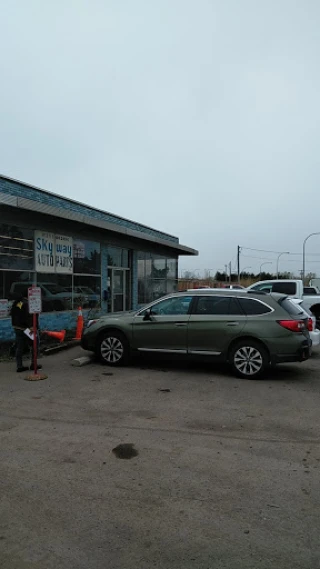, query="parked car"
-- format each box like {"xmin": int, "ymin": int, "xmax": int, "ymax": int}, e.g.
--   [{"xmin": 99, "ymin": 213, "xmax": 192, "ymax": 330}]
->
[
  {"xmin": 9, "ymin": 282, "xmax": 72, "ymax": 311},
  {"xmin": 81, "ymin": 290, "xmax": 311, "ymax": 379},
  {"xmin": 303, "ymin": 286, "xmax": 320, "ymax": 295},
  {"xmin": 222, "ymin": 284, "xmax": 245, "ymax": 289},
  {"xmin": 247, "ymin": 279, "xmax": 320, "ymax": 326},
  {"xmin": 290, "ymin": 298, "xmax": 320, "ymax": 349},
  {"xmin": 309, "ymin": 278, "xmax": 320, "ymax": 292},
  {"xmin": 9, "ymin": 282, "xmax": 86, "ymax": 312}
]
